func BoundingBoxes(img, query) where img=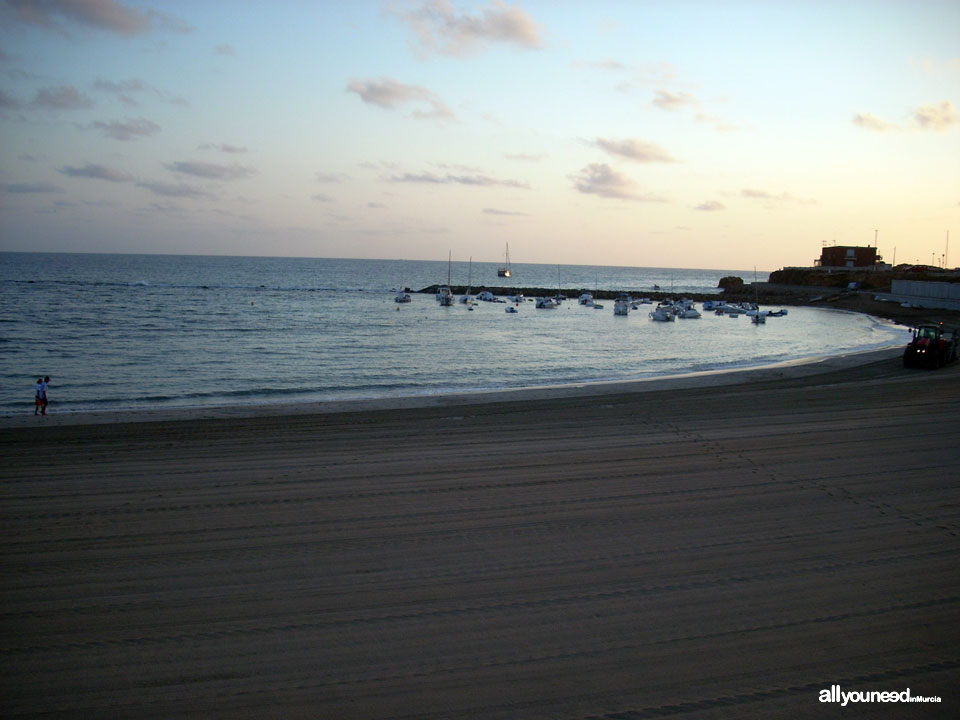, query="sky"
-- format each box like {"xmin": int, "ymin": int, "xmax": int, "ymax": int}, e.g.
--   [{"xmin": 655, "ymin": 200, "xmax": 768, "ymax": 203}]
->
[{"xmin": 0, "ymin": 0, "xmax": 958, "ymax": 270}]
